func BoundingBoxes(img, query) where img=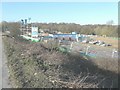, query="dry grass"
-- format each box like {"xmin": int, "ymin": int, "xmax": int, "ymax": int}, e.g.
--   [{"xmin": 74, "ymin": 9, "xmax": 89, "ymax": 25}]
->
[
  {"xmin": 91, "ymin": 36, "xmax": 118, "ymax": 49},
  {"xmin": 90, "ymin": 57, "xmax": 118, "ymax": 74}
]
